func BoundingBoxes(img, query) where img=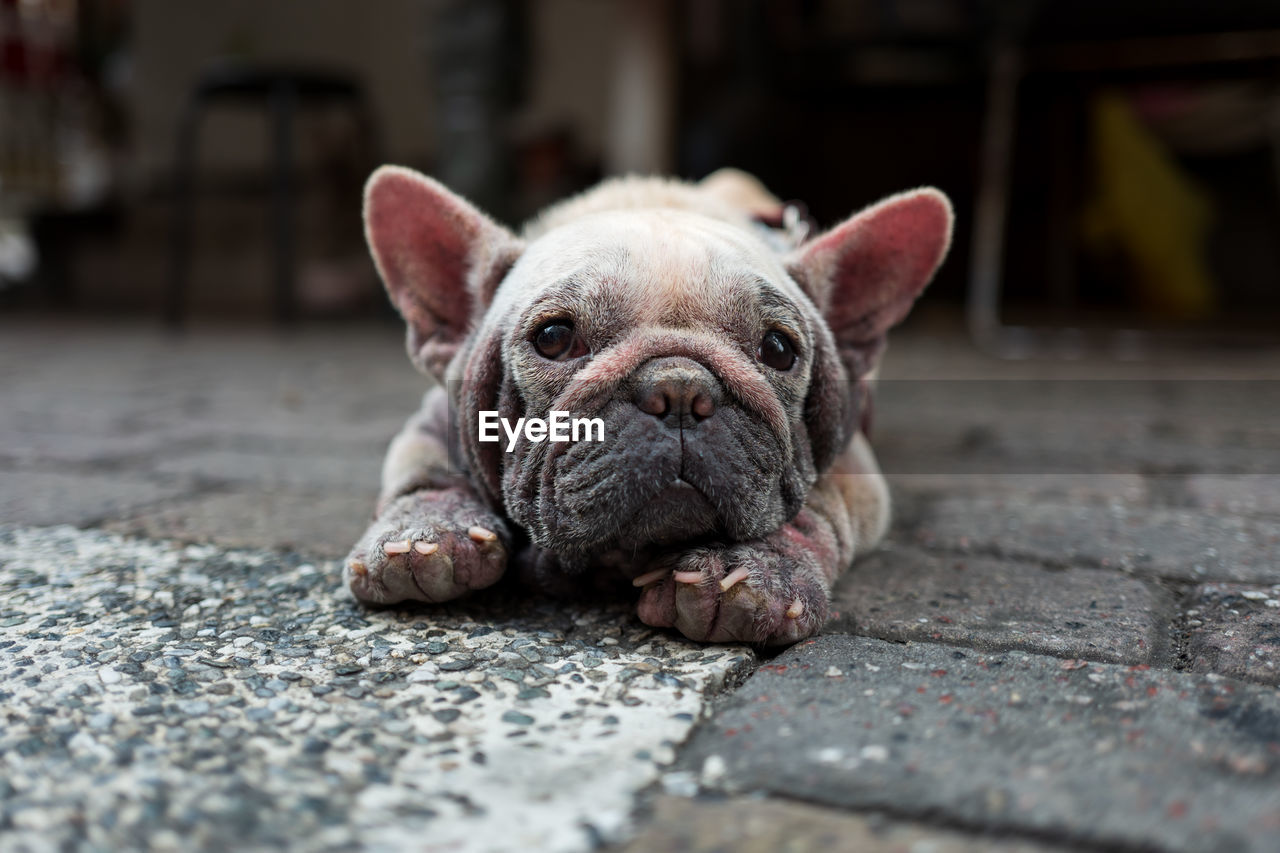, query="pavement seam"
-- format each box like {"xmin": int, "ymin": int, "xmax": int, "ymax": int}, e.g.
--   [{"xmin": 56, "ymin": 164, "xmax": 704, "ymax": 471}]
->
[
  {"xmin": 839, "ymin": 628, "xmax": 1154, "ymax": 669},
  {"xmin": 758, "ymin": 792, "xmax": 1157, "ymax": 853},
  {"xmin": 1162, "ymin": 580, "xmax": 1200, "ymax": 674},
  {"xmin": 78, "ymin": 478, "xmax": 241, "ymax": 531},
  {"xmin": 906, "ymin": 535, "xmax": 1268, "ymax": 588}
]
